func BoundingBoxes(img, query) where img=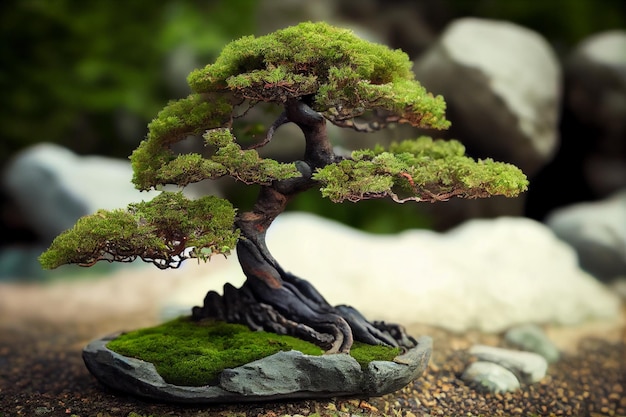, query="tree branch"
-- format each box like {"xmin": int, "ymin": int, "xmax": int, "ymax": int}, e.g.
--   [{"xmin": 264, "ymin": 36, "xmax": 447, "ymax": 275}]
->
[
  {"xmin": 327, "ymin": 108, "xmax": 409, "ymax": 133},
  {"xmin": 246, "ymin": 111, "xmax": 289, "ymax": 150}
]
